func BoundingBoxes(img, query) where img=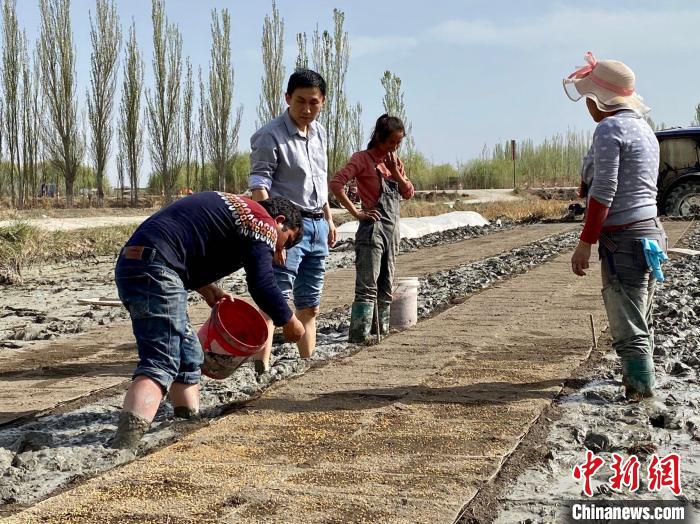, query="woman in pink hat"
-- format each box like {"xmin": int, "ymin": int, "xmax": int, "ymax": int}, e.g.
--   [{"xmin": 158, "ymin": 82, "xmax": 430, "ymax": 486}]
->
[{"xmin": 564, "ymin": 52, "xmax": 668, "ymax": 400}]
